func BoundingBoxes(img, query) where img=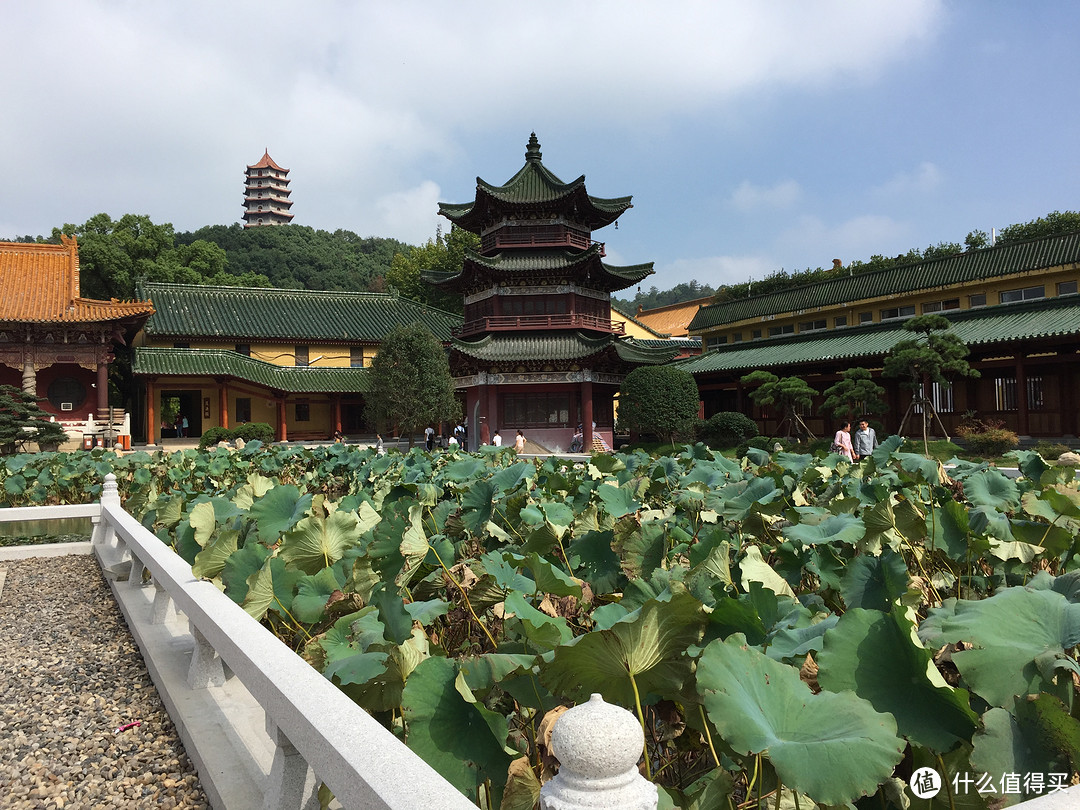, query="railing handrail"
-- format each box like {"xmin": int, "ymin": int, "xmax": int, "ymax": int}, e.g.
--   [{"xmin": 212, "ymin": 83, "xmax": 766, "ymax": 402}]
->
[
  {"xmin": 95, "ymin": 486, "xmax": 477, "ymax": 810},
  {"xmin": 0, "ymin": 503, "xmax": 101, "ymax": 522}
]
